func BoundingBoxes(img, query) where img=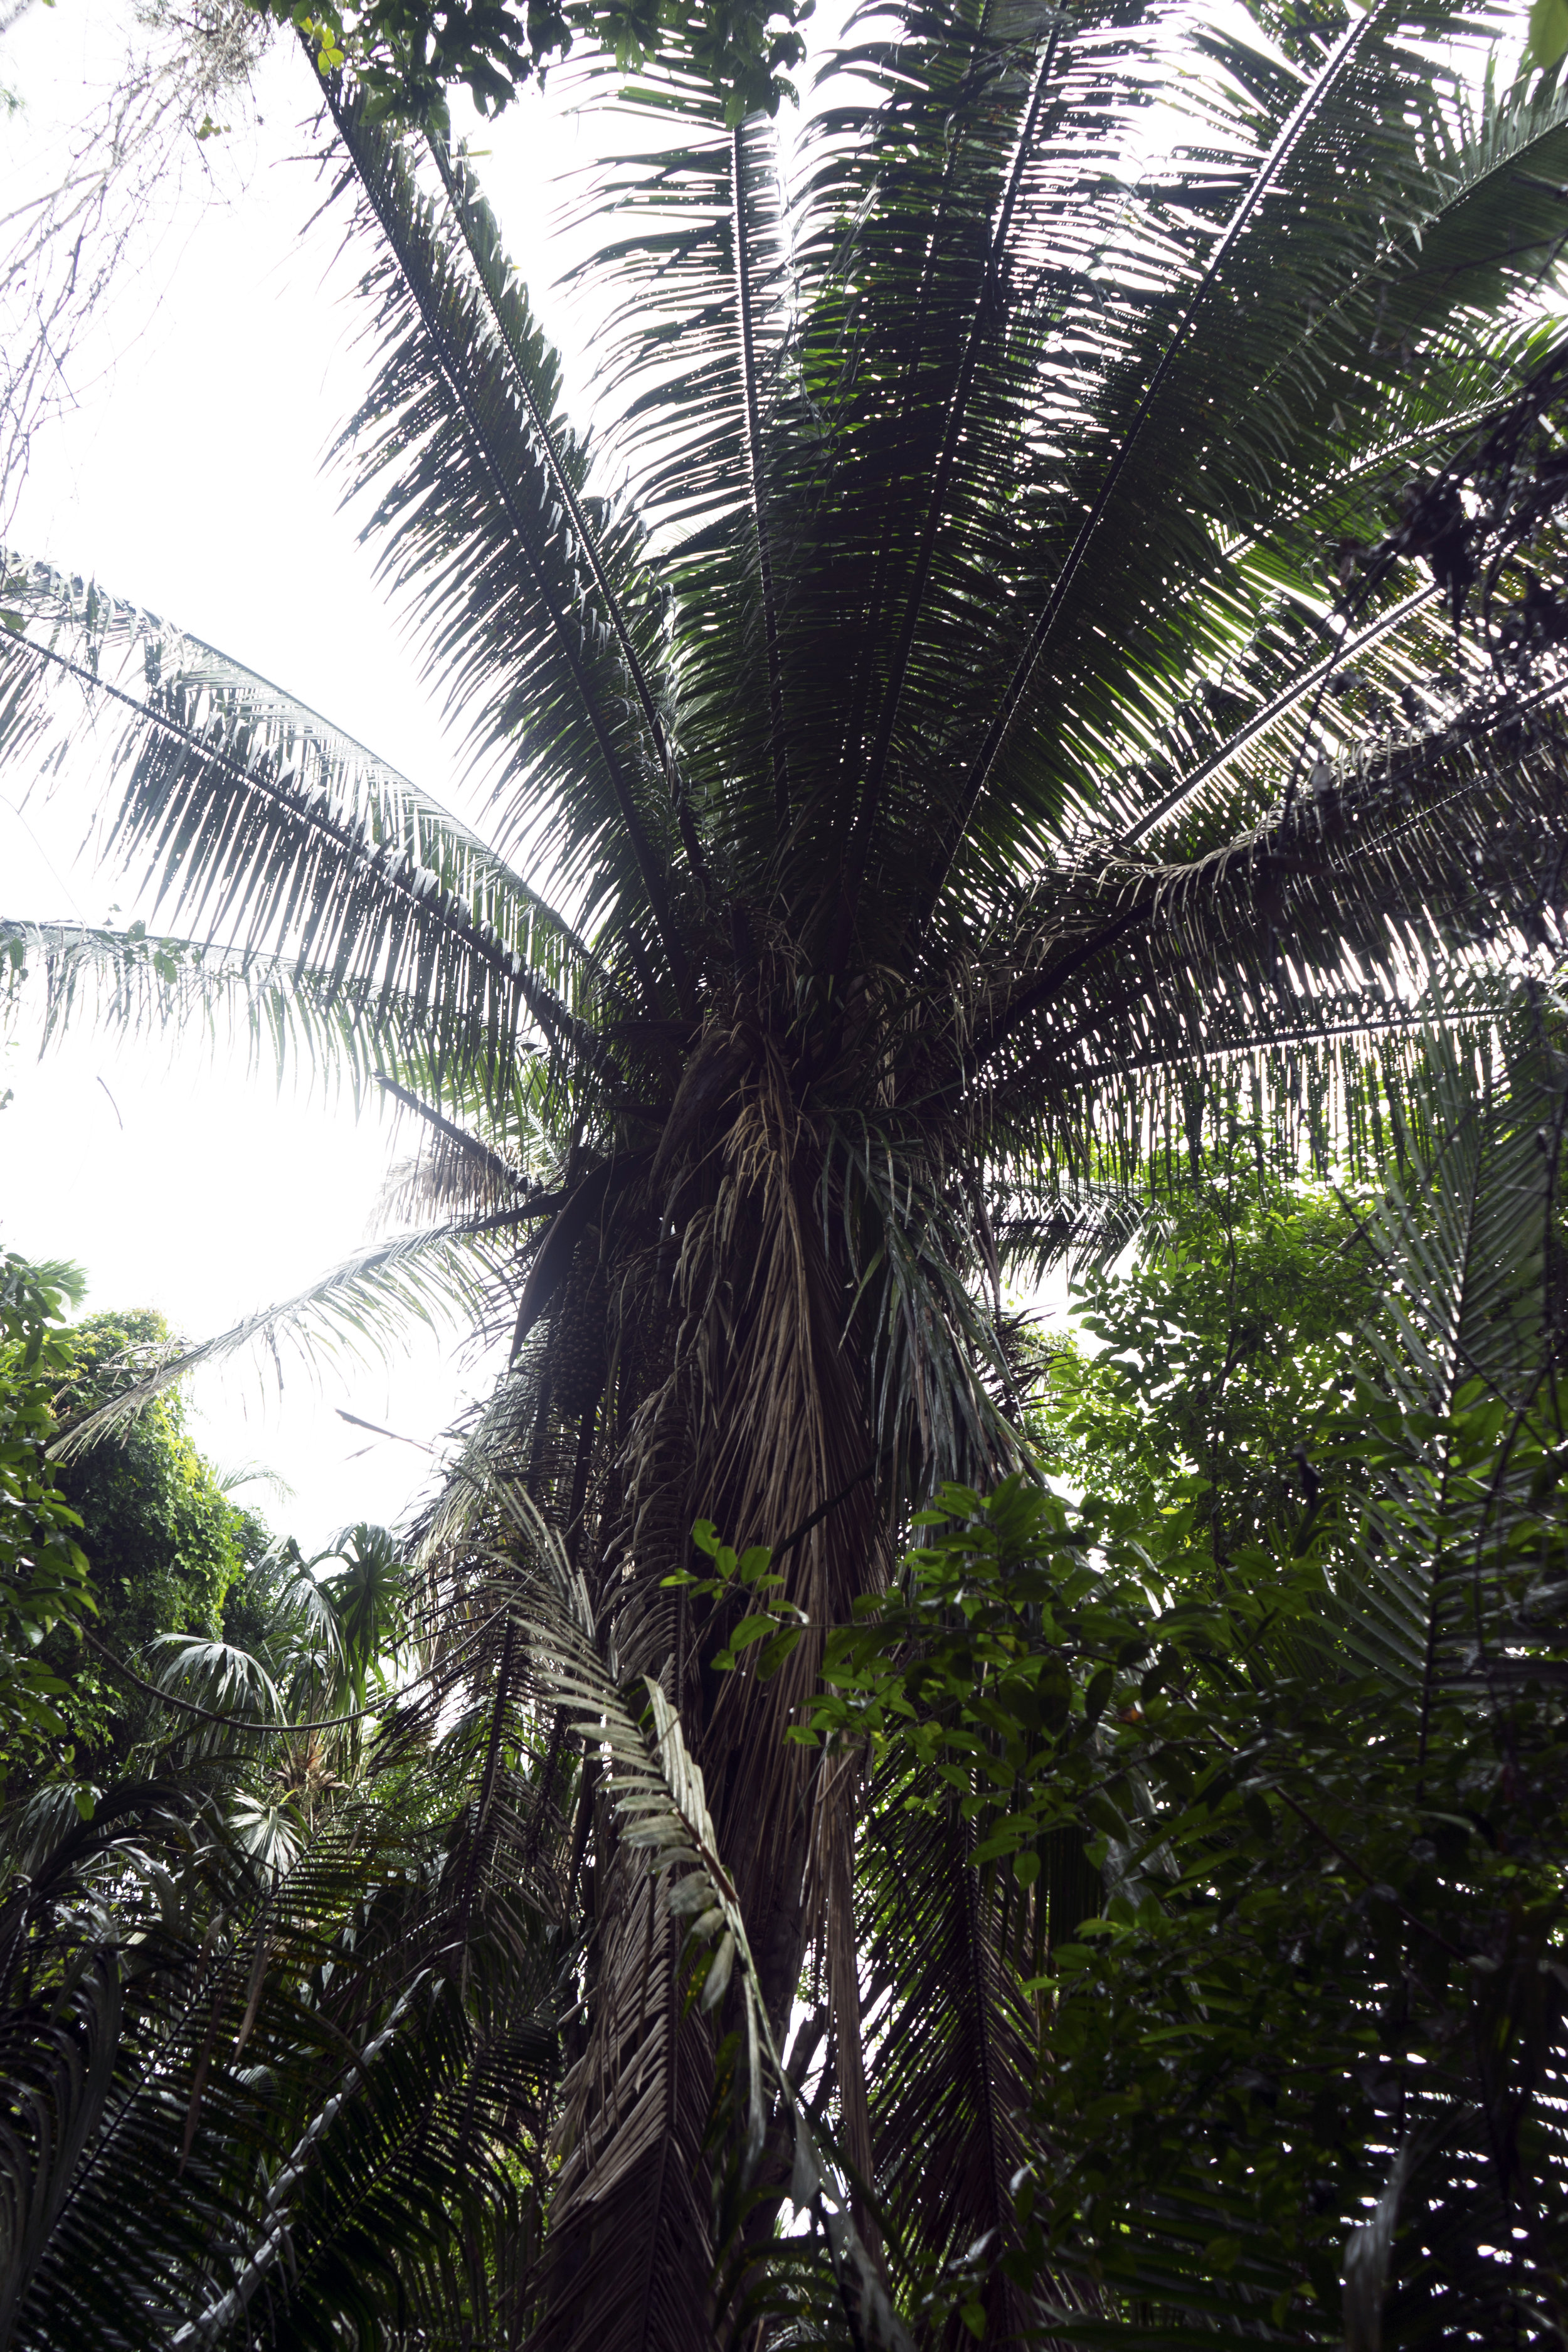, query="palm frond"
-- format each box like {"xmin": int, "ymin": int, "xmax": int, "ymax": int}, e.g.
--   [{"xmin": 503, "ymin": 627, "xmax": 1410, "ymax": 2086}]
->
[
  {"xmin": 320, "ymin": 89, "xmax": 695, "ymax": 1001},
  {"xmin": 870, "ymin": 4, "xmax": 1568, "ymax": 937},
  {"xmin": 0, "ymin": 558, "xmax": 603, "ymax": 1099},
  {"xmin": 0, "ymin": 1586, "xmax": 573, "ymax": 2351},
  {"xmin": 50, "ymin": 1214, "xmax": 521, "ymax": 1457},
  {"xmin": 733, "ymin": 118, "xmax": 790, "ymax": 837},
  {"xmin": 373, "ymin": 1068, "xmax": 540, "ymax": 1222},
  {"xmin": 1332, "ymin": 1012, "xmax": 1567, "ymax": 1714},
  {"xmin": 425, "ymin": 130, "xmax": 699, "ymax": 876},
  {"xmin": 949, "ymin": 708, "xmax": 1568, "ymax": 1187},
  {"xmin": 859, "ymin": 1775, "xmax": 1057, "ymax": 2345},
  {"xmin": 478, "ymin": 1480, "xmax": 909, "ymax": 2352},
  {"xmin": 545, "ymin": 77, "xmax": 799, "ymax": 884}
]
